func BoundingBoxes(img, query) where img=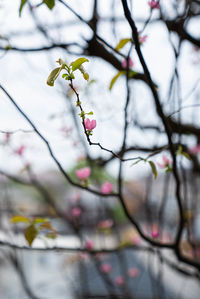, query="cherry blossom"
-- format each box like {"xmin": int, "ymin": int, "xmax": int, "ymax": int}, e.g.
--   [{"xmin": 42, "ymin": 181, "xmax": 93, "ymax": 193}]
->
[
  {"xmin": 15, "ymin": 145, "xmax": 25, "ymax": 156},
  {"xmin": 100, "ymin": 263, "xmax": 112, "ymax": 274},
  {"xmin": 101, "ymin": 182, "xmax": 113, "ymax": 194},
  {"xmin": 128, "ymin": 267, "xmax": 140, "ymax": 277},
  {"xmin": 71, "ymin": 207, "xmax": 82, "ymax": 218},
  {"xmin": 148, "ymin": 1, "xmax": 160, "ymax": 9},
  {"xmin": 114, "ymin": 276, "xmax": 125, "ymax": 286},
  {"xmin": 98, "ymin": 219, "xmax": 113, "ymax": 229},
  {"xmin": 122, "ymin": 57, "xmax": 134, "ymax": 69},
  {"xmin": 85, "ymin": 240, "xmax": 94, "ymax": 250},
  {"xmin": 188, "ymin": 144, "xmax": 200, "ymax": 155},
  {"xmin": 76, "ymin": 167, "xmax": 91, "ymax": 180},
  {"xmin": 84, "ymin": 118, "xmax": 96, "ymax": 131},
  {"xmin": 157, "ymin": 155, "xmax": 172, "ymax": 169}
]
